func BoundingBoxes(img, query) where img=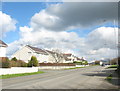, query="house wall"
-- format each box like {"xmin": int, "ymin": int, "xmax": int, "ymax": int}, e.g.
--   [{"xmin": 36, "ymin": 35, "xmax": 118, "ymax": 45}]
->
[
  {"xmin": 0, "ymin": 47, "xmax": 6, "ymax": 57},
  {"xmin": 12, "ymin": 46, "xmax": 52, "ymax": 63},
  {"xmin": 48, "ymin": 55, "xmax": 66, "ymax": 63},
  {"xmin": 36, "ymin": 54, "xmax": 49, "ymax": 63},
  {"xmin": 12, "ymin": 46, "xmax": 33, "ymax": 63},
  {"xmin": 12, "ymin": 46, "xmax": 75, "ymax": 63}
]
